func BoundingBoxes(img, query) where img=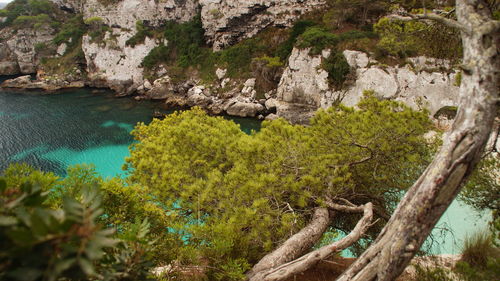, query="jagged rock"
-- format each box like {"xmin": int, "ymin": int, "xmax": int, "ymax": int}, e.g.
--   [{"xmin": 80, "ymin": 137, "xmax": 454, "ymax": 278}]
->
[
  {"xmin": 1, "ymin": 75, "xmax": 85, "ymax": 90},
  {"xmin": 265, "ymin": 113, "xmax": 279, "ymax": 121},
  {"xmin": 82, "ymin": 31, "xmax": 157, "ymax": 95},
  {"xmin": 265, "ymin": 98, "xmax": 278, "ymax": 111},
  {"xmin": 56, "ymin": 43, "xmax": 68, "ymax": 56},
  {"xmin": 225, "ymin": 101, "xmax": 264, "ymax": 117},
  {"xmin": 216, "ymin": 68, "xmax": 227, "ymax": 80},
  {"xmin": 221, "ymin": 78, "xmax": 230, "ymax": 88},
  {"xmin": 275, "ymin": 48, "xmax": 460, "ymax": 123},
  {"xmin": 276, "ymin": 48, "xmax": 331, "ymax": 109},
  {"xmin": 343, "ymin": 50, "xmax": 369, "ymax": 69},
  {"xmin": 0, "ymin": 26, "xmax": 56, "ymax": 75},
  {"xmin": 83, "ymin": 0, "xmax": 199, "ymax": 30},
  {"xmin": 79, "ymin": 0, "xmax": 199, "ymax": 95},
  {"xmin": 200, "ymin": 0, "xmax": 327, "ymax": 50}
]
